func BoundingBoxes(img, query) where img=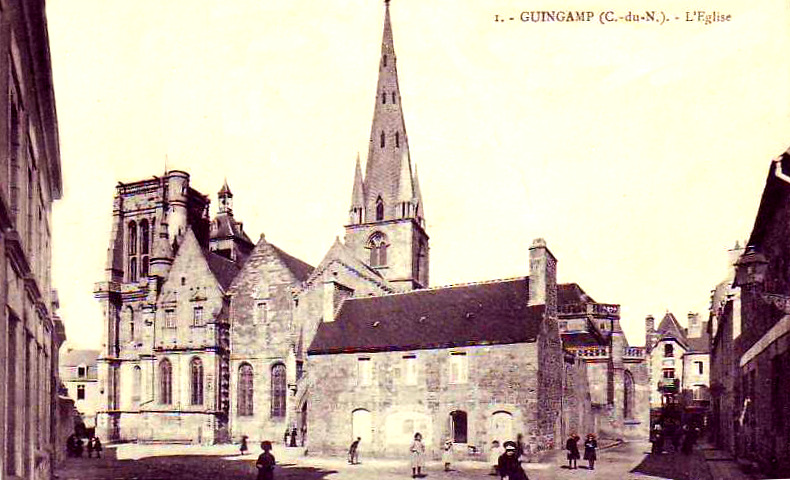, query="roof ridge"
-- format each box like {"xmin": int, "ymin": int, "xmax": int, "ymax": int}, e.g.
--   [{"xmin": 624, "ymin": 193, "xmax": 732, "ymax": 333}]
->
[{"xmin": 345, "ymin": 275, "xmax": 528, "ymax": 301}]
